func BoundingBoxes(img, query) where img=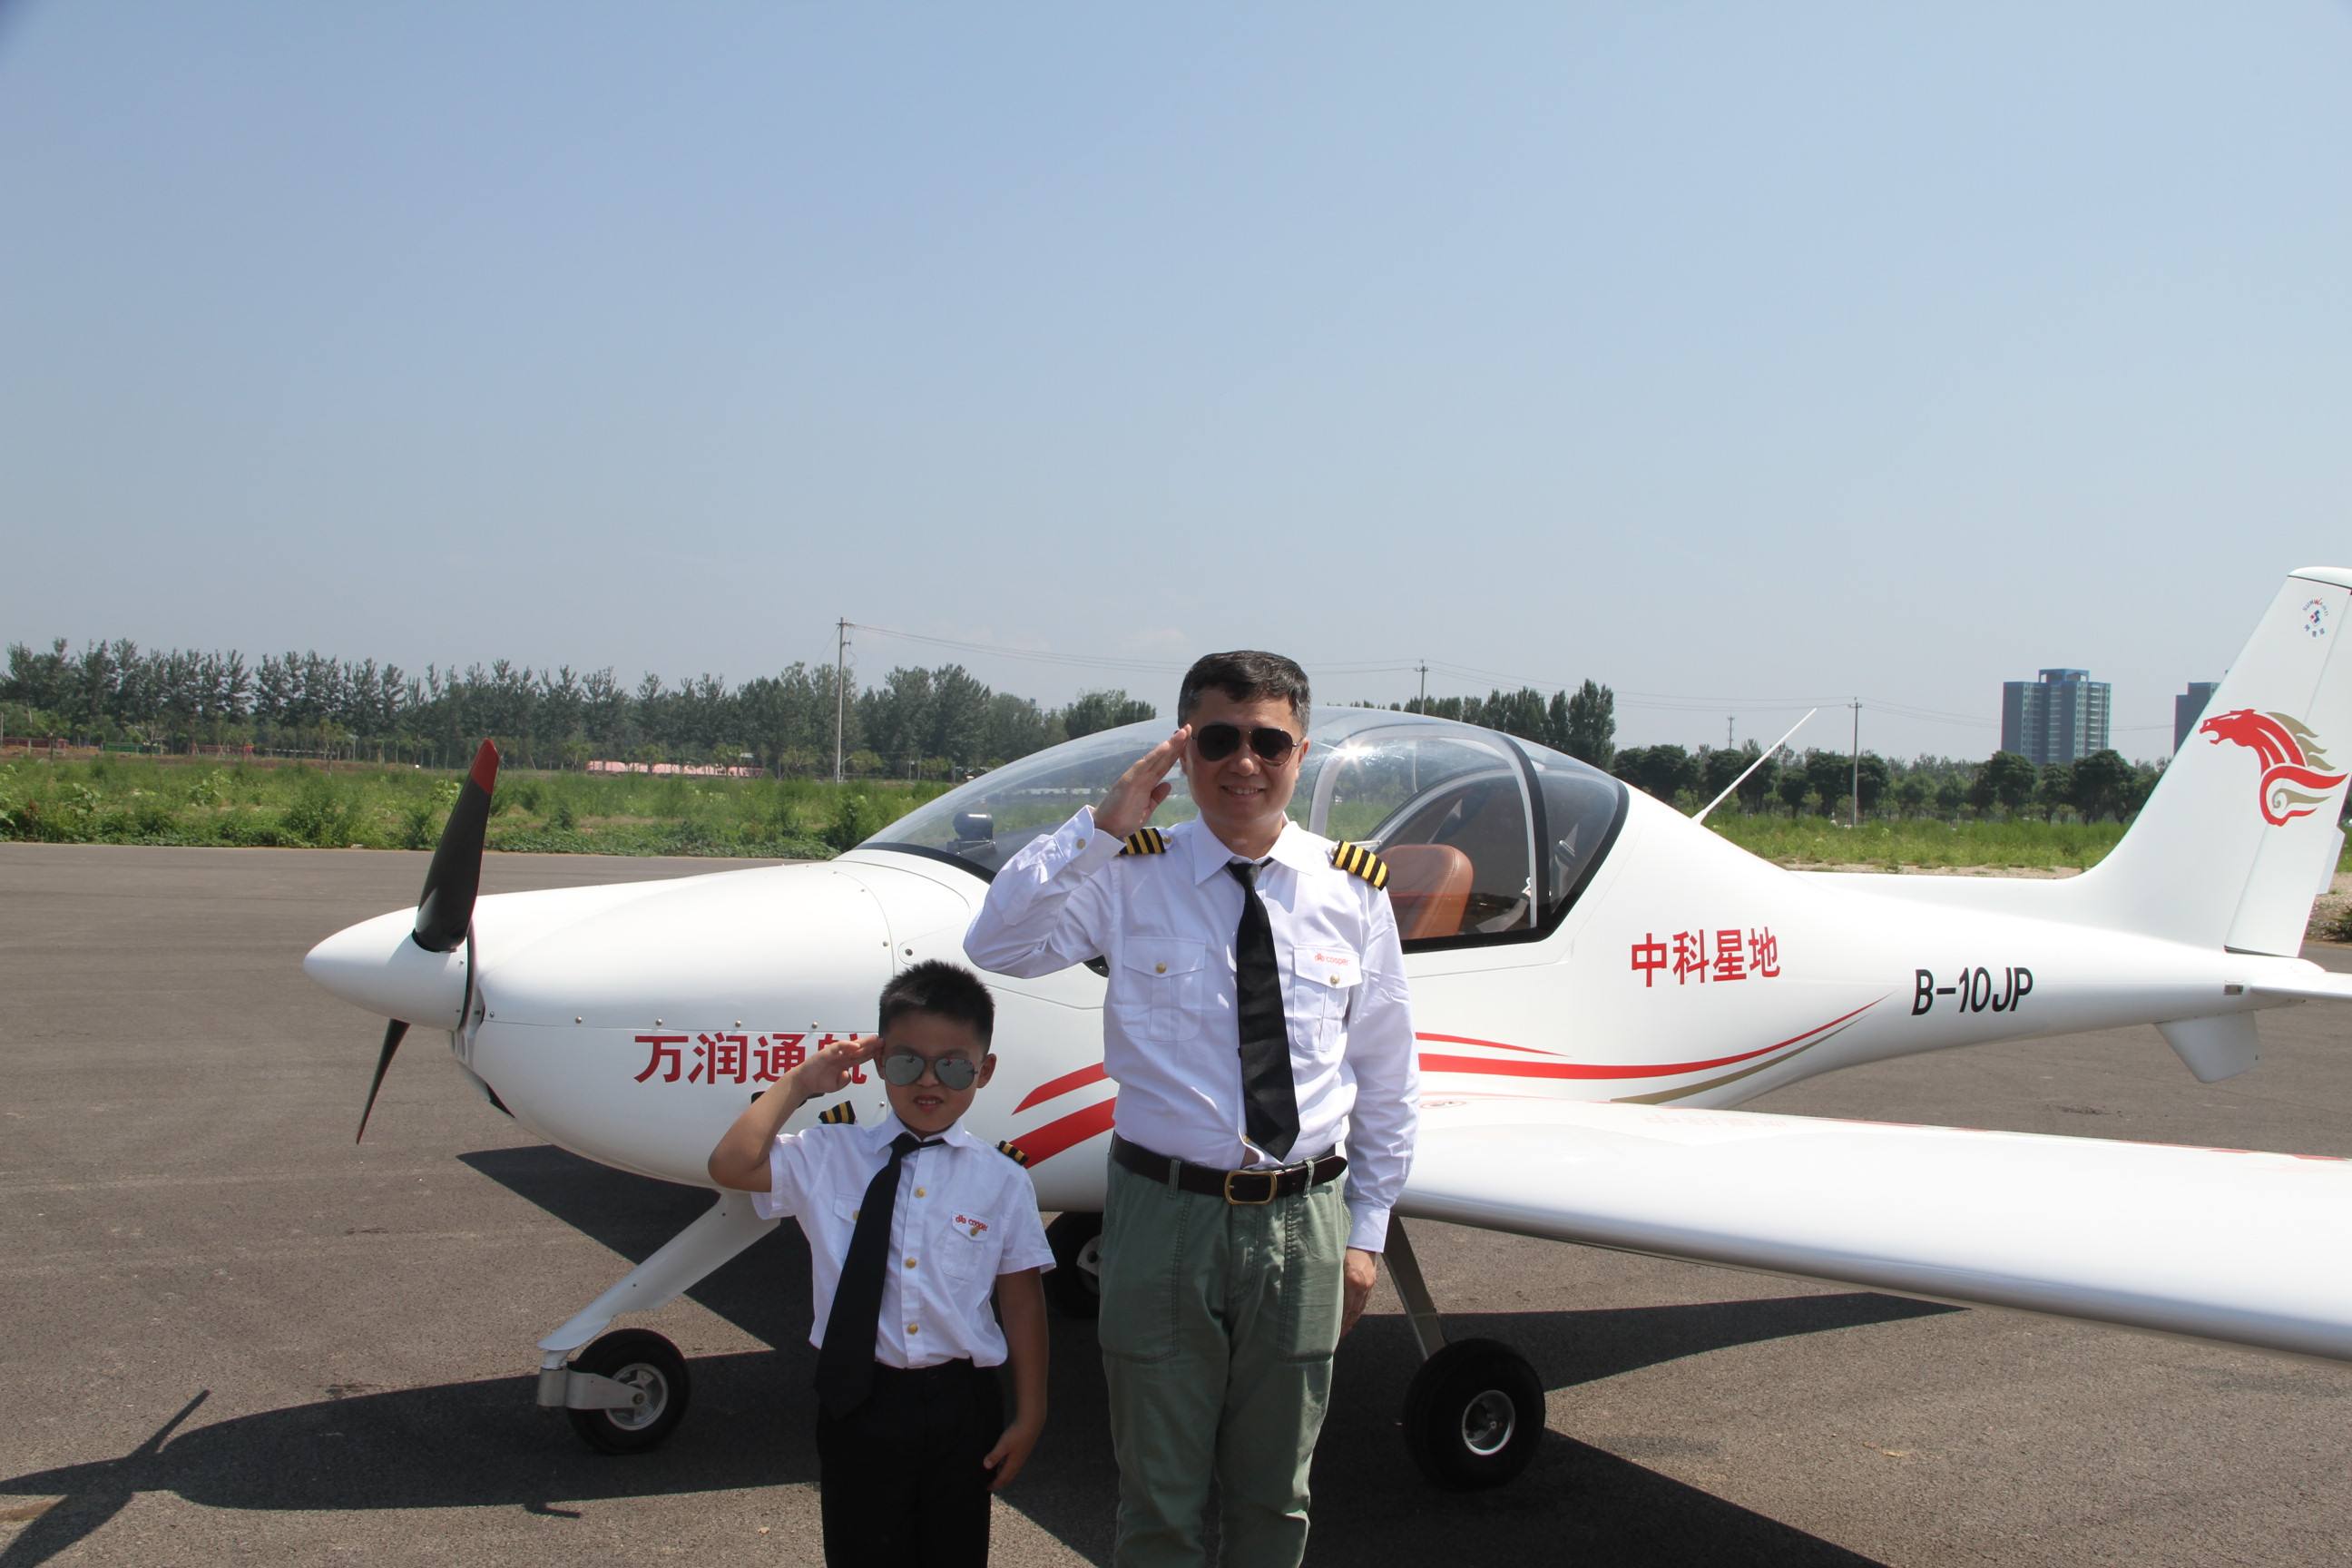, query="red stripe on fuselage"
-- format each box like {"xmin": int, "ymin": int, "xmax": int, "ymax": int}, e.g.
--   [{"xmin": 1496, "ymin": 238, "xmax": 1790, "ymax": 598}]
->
[
  {"xmin": 1020, "ymin": 1098, "xmax": 1117, "ymax": 1166},
  {"xmin": 1417, "ymin": 1002, "xmax": 1878, "ymax": 1083},
  {"xmin": 1016, "ymin": 1063, "xmax": 1109, "ymax": 1113}
]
